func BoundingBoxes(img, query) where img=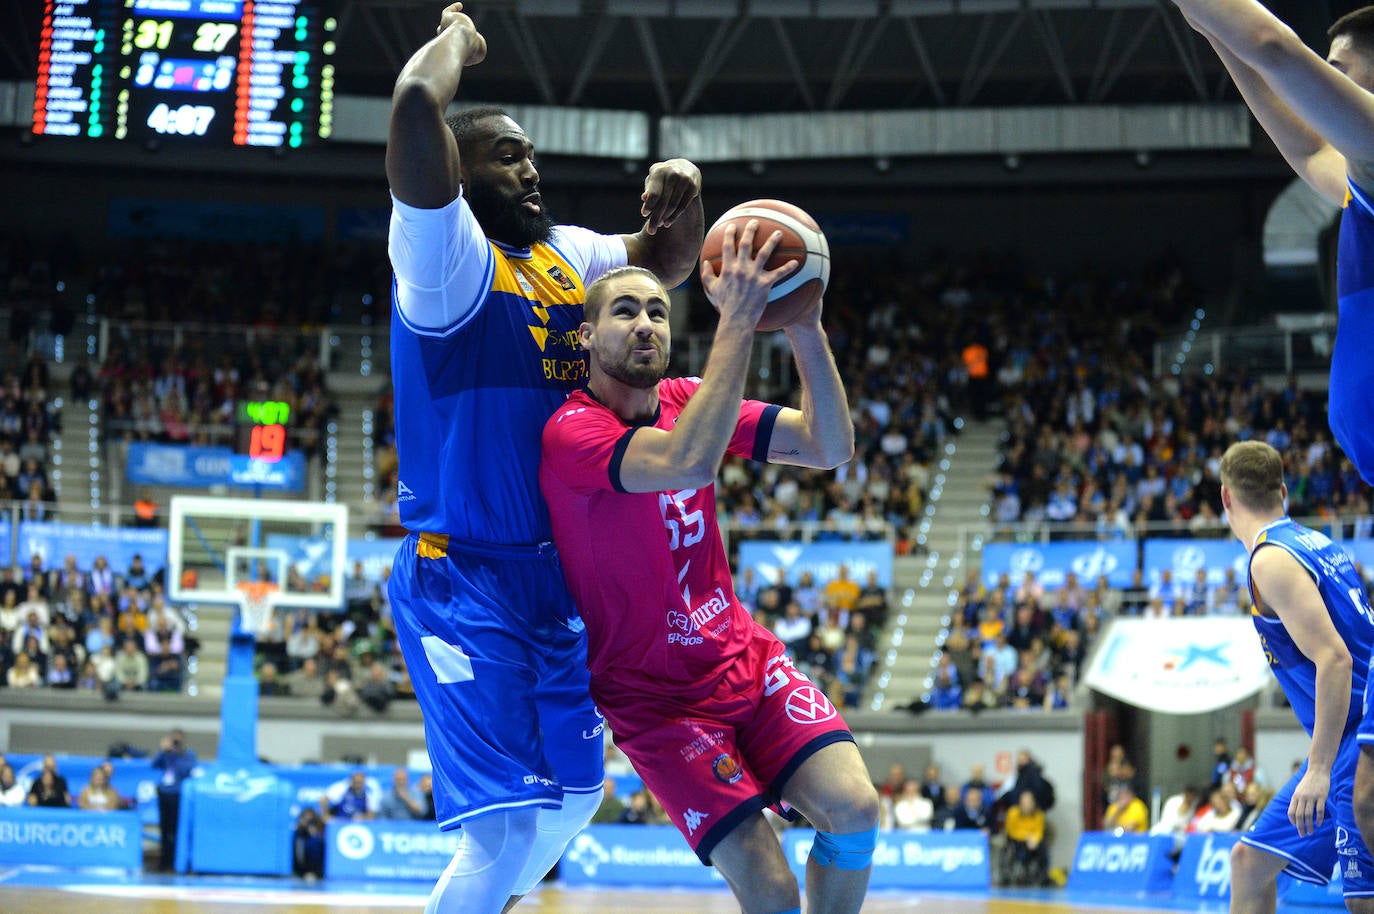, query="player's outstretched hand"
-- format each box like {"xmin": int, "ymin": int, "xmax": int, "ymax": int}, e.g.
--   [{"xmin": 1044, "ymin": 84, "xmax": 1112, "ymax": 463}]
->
[
  {"xmin": 640, "ymin": 158, "xmax": 702, "ymax": 235},
  {"xmin": 1288, "ymin": 766, "xmax": 1330, "ymax": 837},
  {"xmin": 699, "ymin": 219, "xmax": 798, "ymax": 327},
  {"xmin": 437, "ymin": 2, "xmax": 486, "ymax": 65}
]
